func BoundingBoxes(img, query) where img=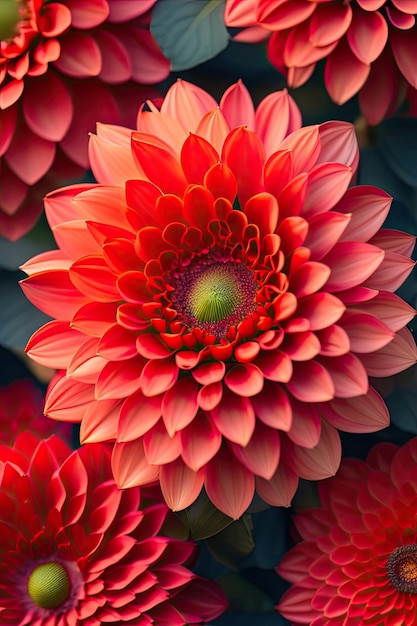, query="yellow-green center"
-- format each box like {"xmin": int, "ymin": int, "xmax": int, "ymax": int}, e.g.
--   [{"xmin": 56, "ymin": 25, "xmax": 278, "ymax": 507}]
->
[
  {"xmin": 188, "ymin": 266, "xmax": 242, "ymax": 323},
  {"xmin": 27, "ymin": 562, "xmax": 71, "ymax": 609},
  {"xmin": 0, "ymin": 0, "xmax": 23, "ymax": 40}
]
